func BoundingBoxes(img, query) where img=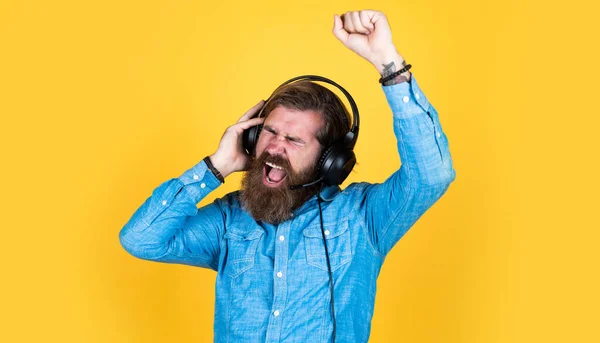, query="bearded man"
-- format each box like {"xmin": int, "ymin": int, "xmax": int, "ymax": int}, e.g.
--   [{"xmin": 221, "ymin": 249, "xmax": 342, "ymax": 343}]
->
[{"xmin": 120, "ymin": 9, "xmax": 456, "ymax": 343}]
